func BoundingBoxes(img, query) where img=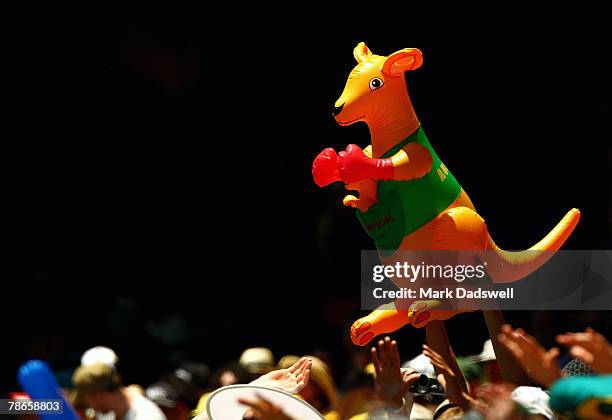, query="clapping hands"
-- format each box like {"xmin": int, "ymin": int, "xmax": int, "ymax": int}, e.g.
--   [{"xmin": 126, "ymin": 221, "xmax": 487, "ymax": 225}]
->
[
  {"xmin": 497, "ymin": 324, "xmax": 561, "ymax": 387},
  {"xmin": 556, "ymin": 327, "xmax": 612, "ymax": 374}
]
